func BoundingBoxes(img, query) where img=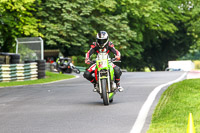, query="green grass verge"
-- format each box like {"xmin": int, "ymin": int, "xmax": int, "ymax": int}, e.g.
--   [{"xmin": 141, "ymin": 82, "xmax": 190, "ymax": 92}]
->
[
  {"xmin": 0, "ymin": 71, "xmax": 75, "ymax": 87},
  {"xmin": 147, "ymin": 79, "xmax": 200, "ymax": 133}
]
